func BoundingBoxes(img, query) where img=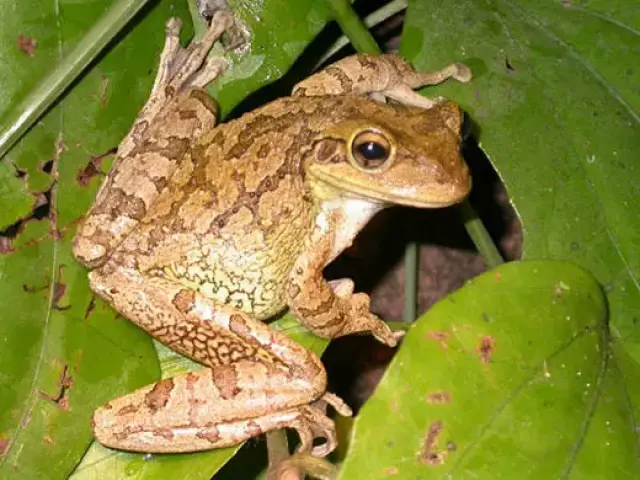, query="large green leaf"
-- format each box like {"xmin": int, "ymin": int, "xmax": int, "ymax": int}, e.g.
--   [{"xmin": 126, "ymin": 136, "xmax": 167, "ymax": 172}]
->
[
  {"xmin": 341, "ymin": 261, "xmax": 638, "ymax": 478},
  {"xmin": 400, "ymin": 0, "xmax": 639, "ymax": 360}
]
